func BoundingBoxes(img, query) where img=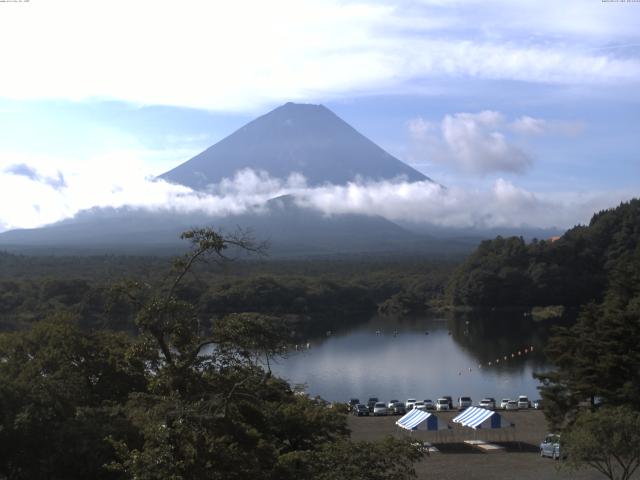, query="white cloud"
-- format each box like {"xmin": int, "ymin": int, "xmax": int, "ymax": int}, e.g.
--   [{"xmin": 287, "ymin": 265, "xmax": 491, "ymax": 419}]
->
[
  {"xmin": 0, "ymin": 0, "xmax": 638, "ymax": 111},
  {"xmin": 510, "ymin": 116, "xmax": 585, "ymax": 136},
  {"xmin": 510, "ymin": 116, "xmax": 547, "ymax": 135},
  {"xmin": 0, "ymin": 155, "xmax": 632, "ymax": 233},
  {"xmin": 292, "ymin": 177, "xmax": 632, "ymax": 230},
  {"xmin": 408, "ymin": 111, "xmax": 533, "ymax": 174}
]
